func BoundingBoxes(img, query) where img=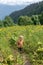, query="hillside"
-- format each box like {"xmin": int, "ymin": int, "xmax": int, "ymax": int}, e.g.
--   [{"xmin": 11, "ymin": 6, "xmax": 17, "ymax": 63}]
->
[
  {"xmin": 10, "ymin": 1, "xmax": 43, "ymax": 23},
  {"xmin": 0, "ymin": 26, "xmax": 43, "ymax": 65}
]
